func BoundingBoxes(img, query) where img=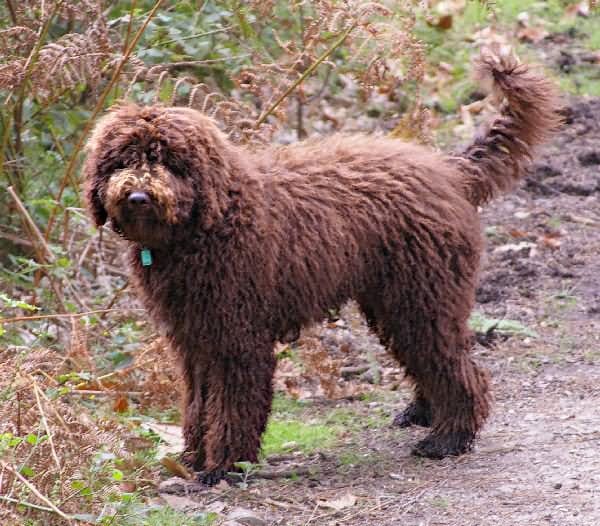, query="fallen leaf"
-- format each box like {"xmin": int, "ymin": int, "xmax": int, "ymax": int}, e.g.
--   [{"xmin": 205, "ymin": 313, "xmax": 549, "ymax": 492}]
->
[
  {"xmin": 274, "ymin": 342, "xmax": 289, "ymax": 354},
  {"xmin": 158, "ymin": 476, "xmax": 207, "ymax": 495},
  {"xmin": 427, "ymin": 14, "xmax": 453, "ymax": 30},
  {"xmin": 206, "ymin": 500, "xmax": 226, "ymax": 513},
  {"xmin": 514, "ymin": 211, "xmax": 531, "ymax": 219},
  {"xmin": 214, "ymin": 479, "xmax": 230, "ymax": 491},
  {"xmin": 161, "ymin": 493, "xmax": 202, "ymax": 511},
  {"xmin": 541, "ymin": 235, "xmax": 561, "ymax": 249},
  {"xmin": 565, "ymin": 1, "xmax": 590, "ymax": 16},
  {"xmin": 508, "ymin": 228, "xmax": 528, "ymax": 239},
  {"xmin": 160, "ymin": 456, "xmax": 193, "ymax": 480},
  {"xmin": 562, "ymin": 213, "xmax": 598, "ymax": 226},
  {"xmin": 469, "ymin": 312, "xmax": 538, "ymax": 338},
  {"xmin": 435, "ymin": 0, "xmax": 466, "ymax": 15},
  {"xmin": 517, "ymin": 26, "xmax": 549, "ymax": 43},
  {"xmin": 119, "ymin": 481, "xmax": 137, "ymax": 493},
  {"xmin": 227, "ymin": 507, "xmax": 266, "ymax": 526},
  {"xmin": 144, "ymin": 422, "xmax": 185, "ymax": 455},
  {"xmin": 493, "ymin": 241, "xmax": 536, "ymax": 254},
  {"xmin": 318, "ymin": 492, "xmax": 357, "ymax": 511},
  {"xmin": 113, "ymin": 395, "xmax": 128, "ymax": 413}
]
